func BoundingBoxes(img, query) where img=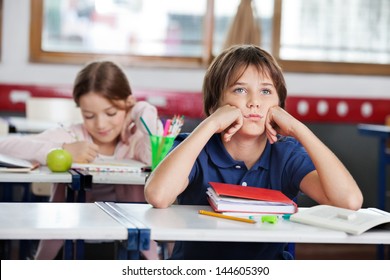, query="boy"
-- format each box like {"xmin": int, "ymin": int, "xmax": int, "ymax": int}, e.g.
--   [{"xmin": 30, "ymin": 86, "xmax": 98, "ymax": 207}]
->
[{"xmin": 145, "ymin": 45, "xmax": 363, "ymax": 259}]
